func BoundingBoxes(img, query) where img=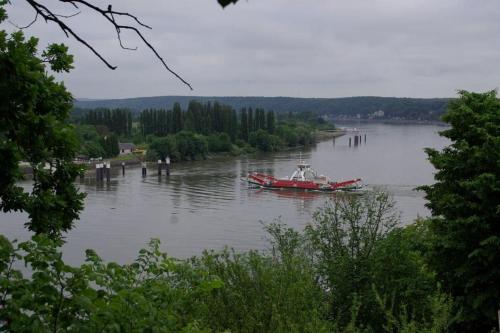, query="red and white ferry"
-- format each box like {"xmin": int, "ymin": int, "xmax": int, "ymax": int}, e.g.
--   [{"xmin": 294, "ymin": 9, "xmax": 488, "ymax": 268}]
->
[{"xmin": 245, "ymin": 161, "xmax": 363, "ymax": 192}]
